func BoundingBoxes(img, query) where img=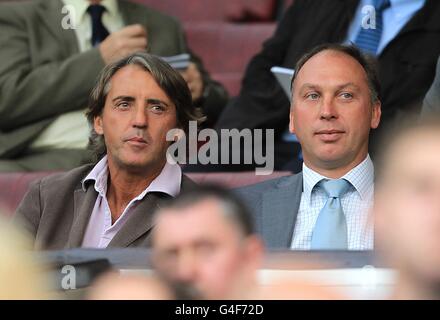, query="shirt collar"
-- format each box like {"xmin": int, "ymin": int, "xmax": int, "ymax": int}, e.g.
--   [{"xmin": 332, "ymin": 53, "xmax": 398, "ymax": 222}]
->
[
  {"xmin": 82, "ymin": 155, "xmax": 182, "ymax": 198},
  {"xmin": 302, "ymin": 154, "xmax": 374, "ymax": 203},
  {"xmin": 62, "ymin": 0, "xmax": 119, "ymax": 24}
]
